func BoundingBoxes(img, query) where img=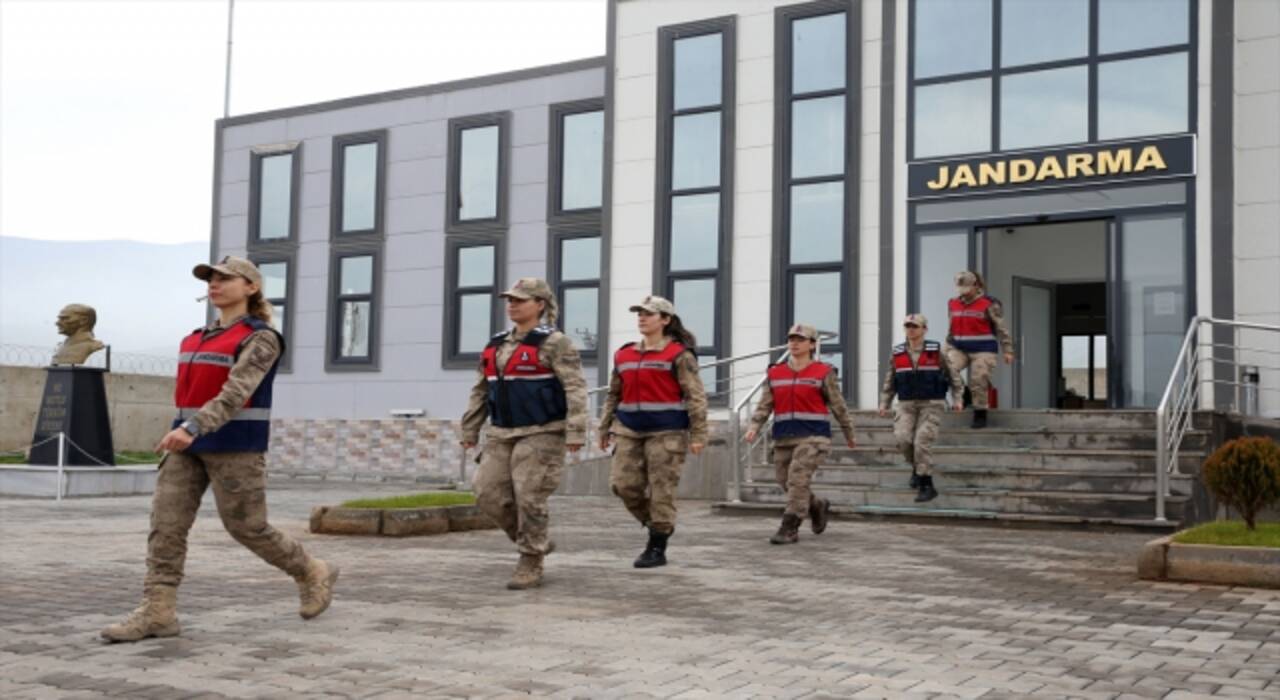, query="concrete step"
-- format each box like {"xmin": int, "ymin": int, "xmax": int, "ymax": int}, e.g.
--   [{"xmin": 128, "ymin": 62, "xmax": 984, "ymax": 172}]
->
[
  {"xmin": 814, "ymin": 446, "xmax": 1204, "ymax": 473},
  {"xmin": 840, "ymin": 409, "xmax": 1212, "ymax": 432},
  {"xmin": 829, "ymin": 427, "xmax": 1210, "ymax": 452},
  {"xmin": 744, "ymin": 464, "xmax": 1195, "ymax": 496},
  {"xmin": 737, "ymin": 482, "xmax": 1188, "ymax": 521},
  {"xmin": 711, "ymin": 501, "xmax": 1182, "ymax": 532}
]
